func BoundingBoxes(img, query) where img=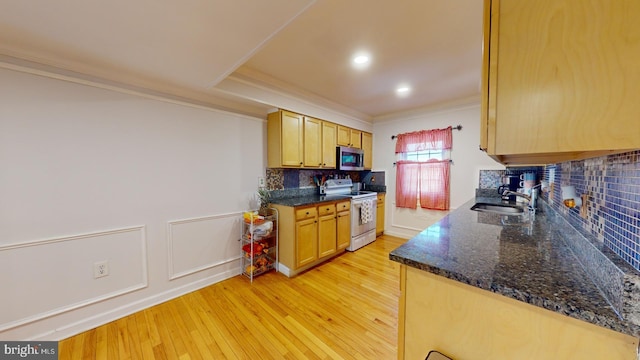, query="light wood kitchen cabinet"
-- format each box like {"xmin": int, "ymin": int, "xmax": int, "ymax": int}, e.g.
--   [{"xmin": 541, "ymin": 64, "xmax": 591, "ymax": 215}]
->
[
  {"xmin": 295, "ymin": 207, "xmax": 318, "ymax": 268},
  {"xmin": 303, "ymin": 116, "xmax": 322, "ymax": 167},
  {"xmin": 376, "ymin": 193, "xmax": 385, "ymax": 237},
  {"xmin": 321, "ymin": 121, "xmax": 337, "ymax": 168},
  {"xmin": 398, "ymin": 265, "xmax": 638, "ymax": 360},
  {"xmin": 317, "ymin": 204, "xmax": 337, "ymax": 258},
  {"xmin": 337, "ymin": 126, "xmax": 362, "ymax": 148},
  {"xmin": 269, "ymin": 110, "xmax": 339, "ymax": 169},
  {"xmin": 268, "ymin": 110, "xmax": 304, "ymax": 167},
  {"xmin": 336, "ymin": 200, "xmax": 351, "ymax": 250},
  {"xmin": 361, "ymin": 132, "xmax": 373, "ymax": 169},
  {"xmin": 273, "ymin": 199, "xmax": 351, "ymax": 277},
  {"xmin": 306, "ymin": 117, "xmax": 337, "ymax": 168},
  {"xmin": 481, "ymin": 0, "xmax": 640, "ymax": 165}
]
